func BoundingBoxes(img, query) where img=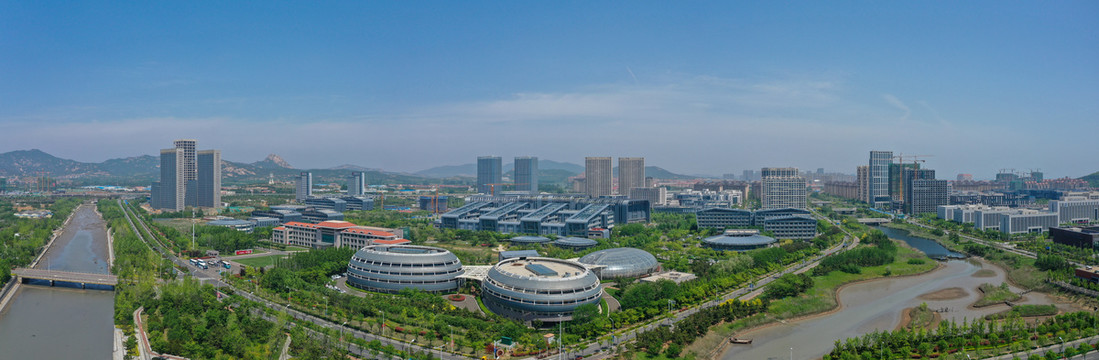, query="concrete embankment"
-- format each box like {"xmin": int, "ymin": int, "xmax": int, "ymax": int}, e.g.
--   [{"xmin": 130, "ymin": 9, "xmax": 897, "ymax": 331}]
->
[{"xmin": 0, "ymin": 202, "xmax": 85, "ymax": 315}]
